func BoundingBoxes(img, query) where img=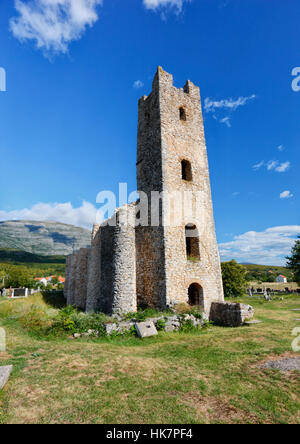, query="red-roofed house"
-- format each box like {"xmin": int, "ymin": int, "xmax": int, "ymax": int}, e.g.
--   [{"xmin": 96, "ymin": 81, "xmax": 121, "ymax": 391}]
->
[
  {"xmin": 34, "ymin": 277, "xmax": 48, "ymax": 286},
  {"xmin": 276, "ymin": 275, "xmax": 287, "ymax": 283}
]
